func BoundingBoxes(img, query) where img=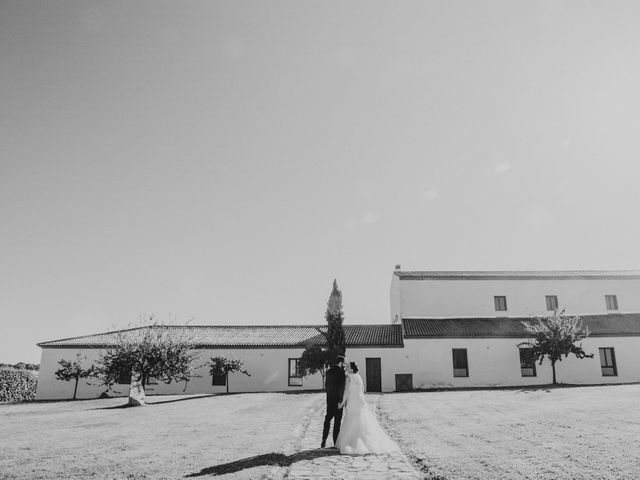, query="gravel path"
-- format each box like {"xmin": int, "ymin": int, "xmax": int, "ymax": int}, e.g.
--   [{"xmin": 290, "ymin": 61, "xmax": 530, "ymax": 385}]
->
[{"xmin": 285, "ymin": 395, "xmax": 420, "ymax": 480}]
